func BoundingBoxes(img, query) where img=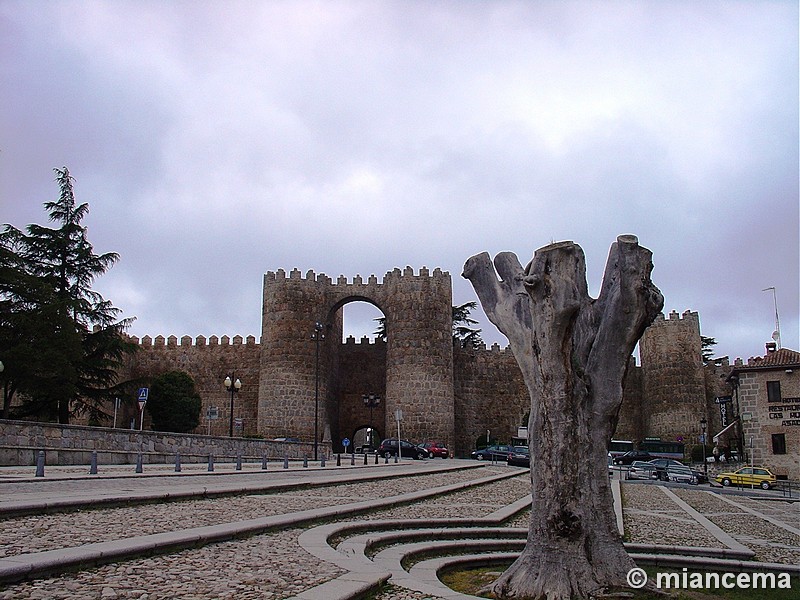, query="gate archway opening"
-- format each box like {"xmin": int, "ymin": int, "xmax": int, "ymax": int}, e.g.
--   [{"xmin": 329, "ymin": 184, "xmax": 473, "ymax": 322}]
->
[
  {"xmin": 352, "ymin": 425, "xmax": 383, "ymax": 452},
  {"xmin": 330, "ymin": 300, "xmax": 387, "ymax": 453}
]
